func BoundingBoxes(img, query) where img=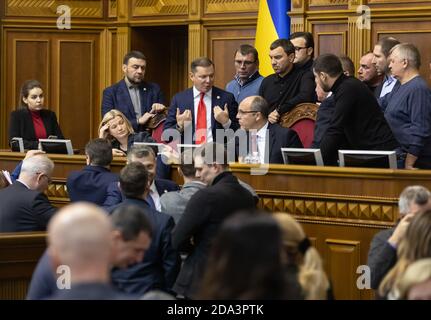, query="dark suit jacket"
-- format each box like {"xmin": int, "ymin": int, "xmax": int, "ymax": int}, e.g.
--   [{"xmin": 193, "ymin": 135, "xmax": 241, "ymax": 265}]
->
[
  {"xmin": 103, "ymin": 178, "xmax": 179, "ymax": 209},
  {"xmin": 66, "ymin": 166, "xmax": 119, "ymax": 206},
  {"xmin": 110, "ymin": 198, "xmax": 180, "ymax": 295},
  {"xmin": 171, "ymin": 171, "xmax": 256, "ymax": 298},
  {"xmin": 367, "ymin": 227, "xmax": 397, "ymax": 290},
  {"xmin": 9, "ymin": 108, "xmax": 64, "ymax": 150},
  {"xmin": 234, "ymin": 123, "xmax": 303, "ymax": 164},
  {"xmin": 164, "ymin": 87, "xmax": 239, "ymax": 144},
  {"xmin": 101, "ymin": 79, "xmax": 165, "ymax": 132},
  {"xmin": 0, "ymin": 181, "xmax": 56, "ymax": 232}
]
